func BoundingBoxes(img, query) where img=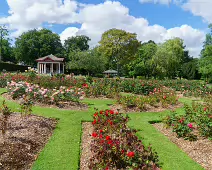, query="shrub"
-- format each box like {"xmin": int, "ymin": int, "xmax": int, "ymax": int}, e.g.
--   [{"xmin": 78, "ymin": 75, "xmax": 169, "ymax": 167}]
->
[
  {"xmin": 0, "ymin": 100, "xmax": 12, "ymax": 142},
  {"xmin": 163, "ymin": 100, "xmax": 212, "ymax": 140},
  {"xmin": 117, "ymin": 88, "xmax": 178, "ymax": 111},
  {"xmin": 89, "ymin": 110, "xmax": 160, "ymax": 169},
  {"xmin": 7, "ymin": 81, "xmax": 85, "ymax": 106}
]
